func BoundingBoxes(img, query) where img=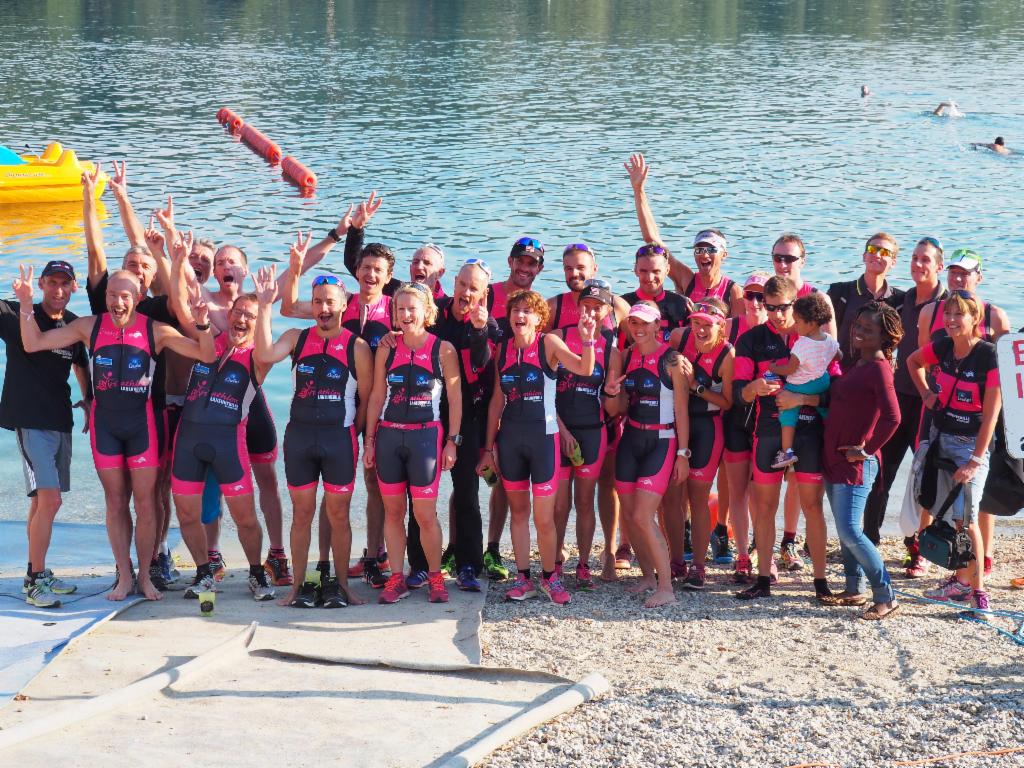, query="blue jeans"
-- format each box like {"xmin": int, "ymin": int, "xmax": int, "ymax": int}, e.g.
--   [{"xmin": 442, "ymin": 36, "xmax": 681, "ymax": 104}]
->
[{"xmin": 825, "ymin": 458, "xmax": 895, "ymax": 604}]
